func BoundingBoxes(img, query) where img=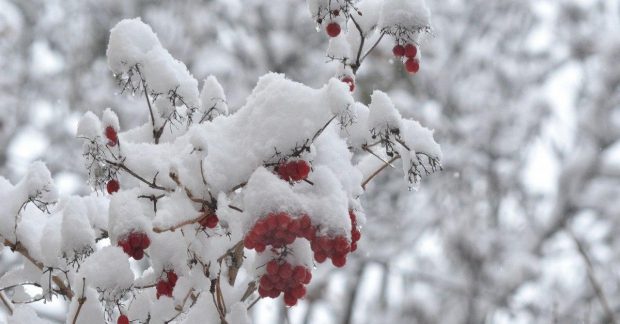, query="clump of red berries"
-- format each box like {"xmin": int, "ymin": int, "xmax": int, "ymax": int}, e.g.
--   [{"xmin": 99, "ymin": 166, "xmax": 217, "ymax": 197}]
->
[
  {"xmin": 340, "ymin": 76, "xmax": 355, "ymax": 92},
  {"xmin": 117, "ymin": 315, "xmax": 129, "ymax": 324},
  {"xmin": 107, "ymin": 179, "xmax": 120, "ymax": 194},
  {"xmin": 276, "ymin": 160, "xmax": 311, "ymax": 182},
  {"xmin": 326, "ymin": 22, "xmax": 341, "ymax": 37},
  {"xmin": 156, "ymin": 270, "xmax": 178, "ymax": 299},
  {"xmin": 105, "ymin": 126, "xmax": 118, "ymax": 146},
  {"xmin": 393, "ymin": 43, "xmax": 421, "ymax": 74},
  {"xmin": 258, "ymin": 260, "xmax": 311, "ymax": 306},
  {"xmin": 199, "ymin": 212, "xmax": 219, "ymax": 229},
  {"xmin": 244, "ymin": 213, "xmax": 314, "ymax": 252},
  {"xmin": 310, "ymin": 235, "xmax": 350, "ymax": 267},
  {"xmin": 118, "ymin": 231, "xmax": 150, "ymax": 260}
]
